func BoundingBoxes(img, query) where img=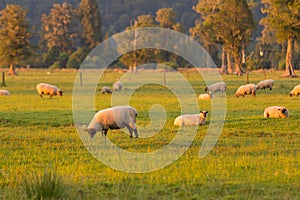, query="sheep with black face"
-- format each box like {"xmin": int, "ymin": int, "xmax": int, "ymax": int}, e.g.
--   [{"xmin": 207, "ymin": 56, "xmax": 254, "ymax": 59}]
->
[
  {"xmin": 264, "ymin": 106, "xmax": 289, "ymax": 118},
  {"xmin": 87, "ymin": 106, "xmax": 138, "ymax": 138},
  {"xmin": 174, "ymin": 111, "xmax": 208, "ymax": 126}
]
